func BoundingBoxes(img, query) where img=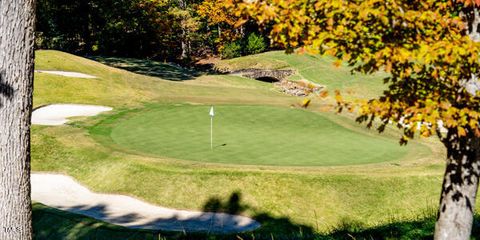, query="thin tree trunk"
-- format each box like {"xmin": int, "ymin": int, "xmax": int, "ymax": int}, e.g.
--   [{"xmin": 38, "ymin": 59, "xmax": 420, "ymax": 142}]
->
[
  {"xmin": 0, "ymin": 0, "xmax": 36, "ymax": 239},
  {"xmin": 181, "ymin": 27, "xmax": 188, "ymax": 60},
  {"xmin": 178, "ymin": 0, "xmax": 189, "ymax": 60},
  {"xmin": 434, "ymin": 132, "xmax": 480, "ymax": 240}
]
